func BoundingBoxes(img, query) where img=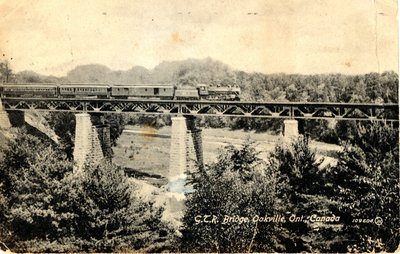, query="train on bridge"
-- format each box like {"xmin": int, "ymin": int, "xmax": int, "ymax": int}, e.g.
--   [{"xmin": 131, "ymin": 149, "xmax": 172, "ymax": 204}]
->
[{"xmin": 0, "ymin": 83, "xmax": 241, "ymax": 101}]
